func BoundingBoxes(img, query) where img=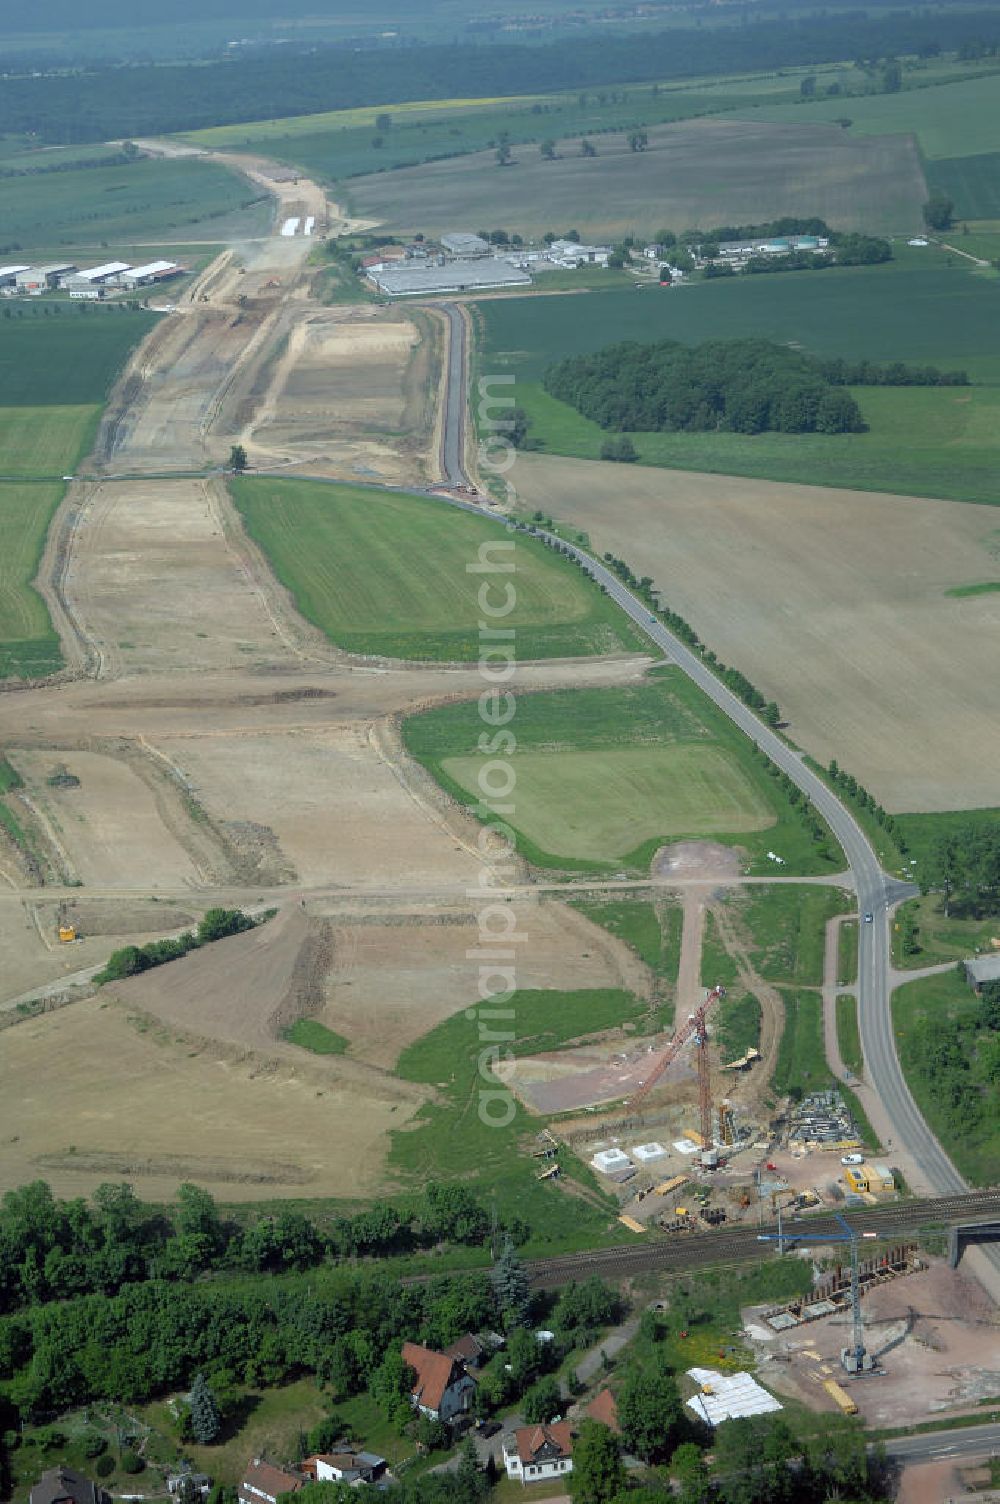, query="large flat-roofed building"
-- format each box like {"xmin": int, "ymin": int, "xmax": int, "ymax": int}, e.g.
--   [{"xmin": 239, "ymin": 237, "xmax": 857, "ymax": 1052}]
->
[
  {"xmin": 16, "ymin": 264, "xmax": 77, "ymax": 293},
  {"xmin": 370, "ymin": 258, "xmax": 530, "ymax": 296},
  {"xmin": 115, "ymin": 260, "xmax": 181, "ymax": 289},
  {"xmin": 0, "ymin": 264, "xmax": 30, "ymax": 288},
  {"xmin": 61, "ymin": 262, "xmax": 132, "ymax": 292},
  {"xmin": 440, "ymin": 232, "xmax": 490, "ymax": 258}
]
